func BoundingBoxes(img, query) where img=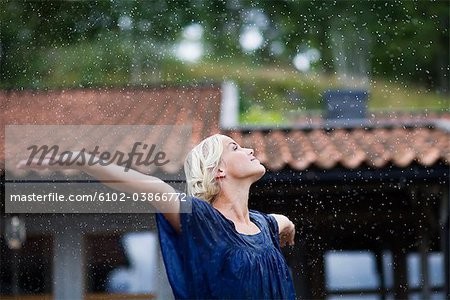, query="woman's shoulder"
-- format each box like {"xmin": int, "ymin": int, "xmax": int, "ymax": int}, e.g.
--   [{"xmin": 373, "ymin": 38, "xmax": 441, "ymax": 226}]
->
[
  {"xmin": 249, "ymin": 209, "xmax": 270, "ymax": 226},
  {"xmin": 176, "ymin": 192, "xmax": 211, "ymax": 212},
  {"xmin": 183, "ymin": 195, "xmax": 223, "ymax": 223},
  {"xmin": 249, "ymin": 209, "xmax": 279, "ymax": 235},
  {"xmin": 249, "ymin": 209, "xmax": 271, "ymax": 222},
  {"xmin": 190, "ymin": 195, "xmax": 214, "ymax": 212}
]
